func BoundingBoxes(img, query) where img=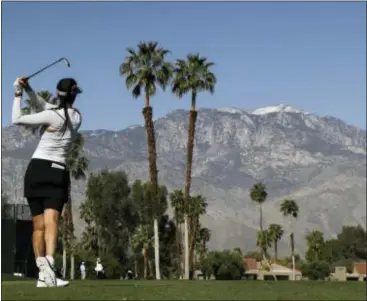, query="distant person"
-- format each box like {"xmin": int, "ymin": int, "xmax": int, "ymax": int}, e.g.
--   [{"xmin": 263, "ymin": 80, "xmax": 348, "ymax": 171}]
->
[
  {"xmin": 125, "ymin": 269, "xmax": 133, "ymax": 280},
  {"xmin": 95, "ymin": 258, "xmax": 104, "ymax": 279},
  {"xmin": 12, "ymin": 77, "xmax": 82, "ymax": 287},
  {"xmin": 80, "ymin": 262, "xmax": 86, "ymax": 280}
]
